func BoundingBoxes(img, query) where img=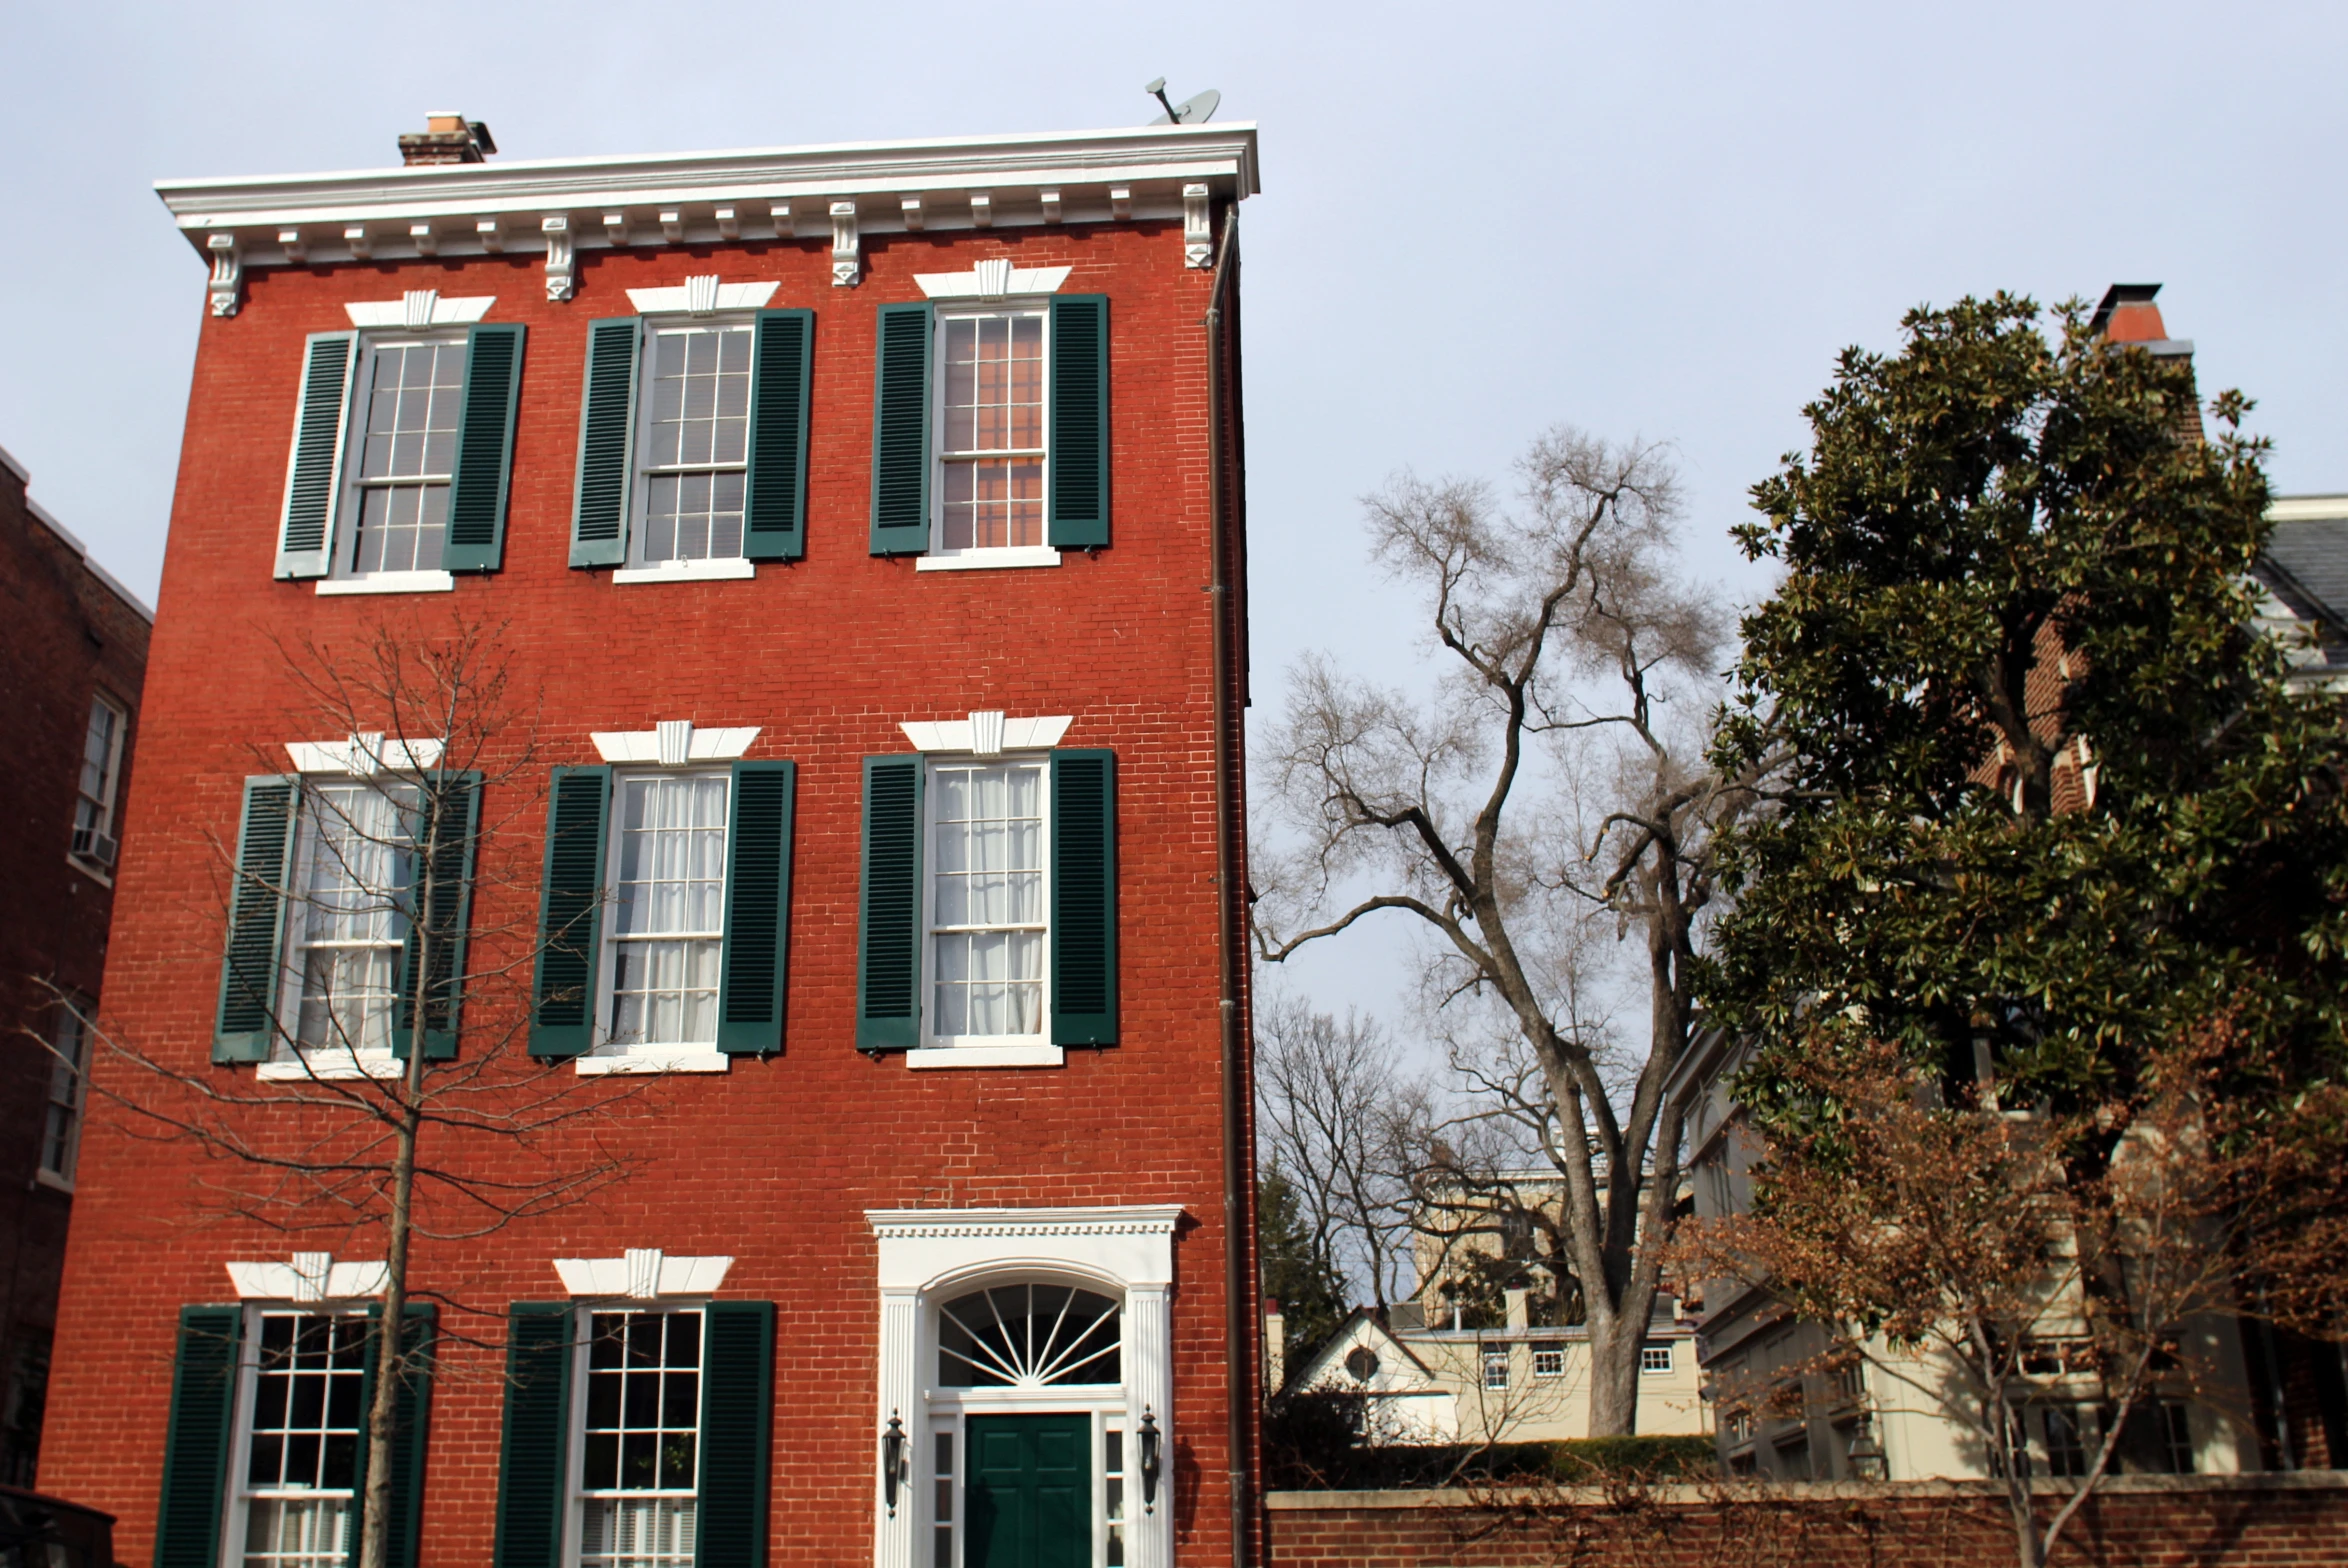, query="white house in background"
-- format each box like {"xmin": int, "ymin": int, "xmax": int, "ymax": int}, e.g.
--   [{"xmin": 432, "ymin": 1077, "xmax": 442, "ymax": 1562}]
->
[
  {"xmin": 1275, "ymin": 1304, "xmax": 1708, "ymax": 1445},
  {"xmin": 2256, "ymin": 496, "xmax": 2348, "ymax": 693}
]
